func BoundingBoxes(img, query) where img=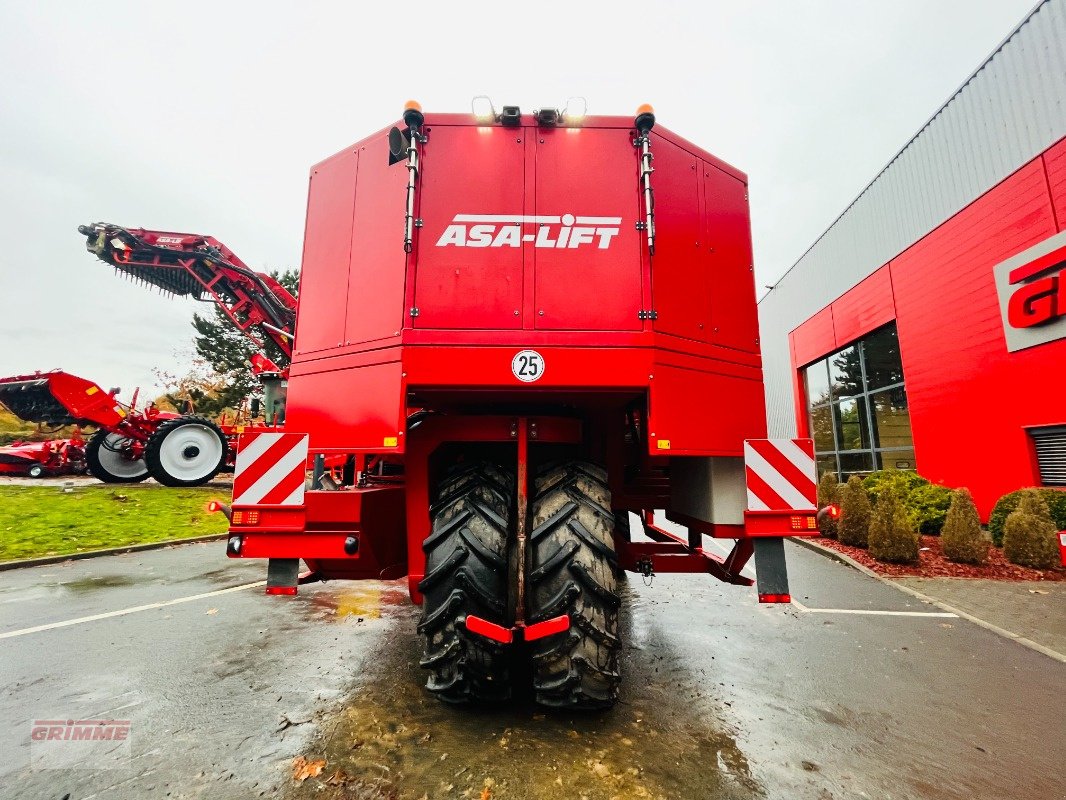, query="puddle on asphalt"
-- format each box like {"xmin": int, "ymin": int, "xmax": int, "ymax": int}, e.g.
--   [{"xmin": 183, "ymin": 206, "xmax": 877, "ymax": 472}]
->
[
  {"xmin": 288, "ymin": 582, "xmax": 761, "ymax": 800},
  {"xmin": 60, "ymin": 574, "xmax": 141, "ymax": 592},
  {"xmin": 310, "ymin": 584, "xmax": 409, "ymax": 621}
]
